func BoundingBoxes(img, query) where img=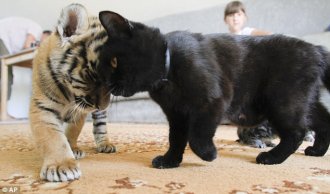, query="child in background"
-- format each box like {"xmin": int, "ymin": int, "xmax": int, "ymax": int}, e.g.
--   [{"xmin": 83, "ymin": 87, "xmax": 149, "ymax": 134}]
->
[{"xmin": 224, "ymin": 1, "xmax": 271, "ymax": 36}]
